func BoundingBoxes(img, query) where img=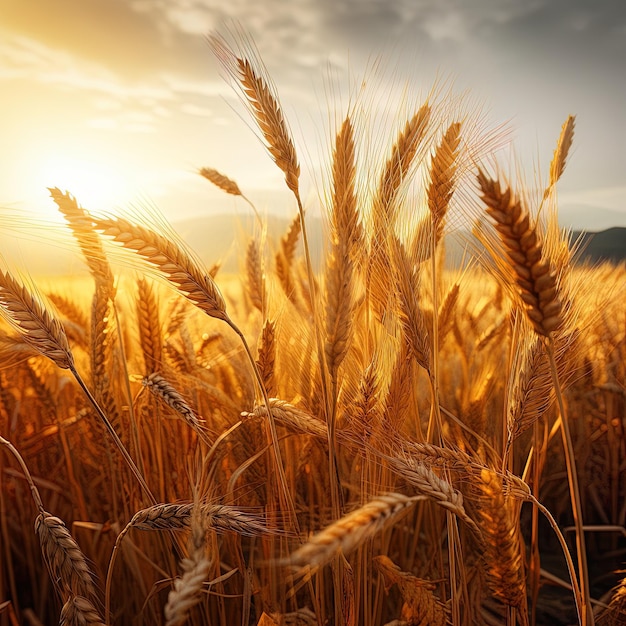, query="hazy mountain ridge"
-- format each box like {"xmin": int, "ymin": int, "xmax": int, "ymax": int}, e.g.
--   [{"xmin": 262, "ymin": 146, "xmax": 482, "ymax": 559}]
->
[
  {"xmin": 3, "ymin": 214, "xmax": 624, "ymax": 278},
  {"xmin": 174, "ymin": 214, "xmax": 626, "ymax": 273}
]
